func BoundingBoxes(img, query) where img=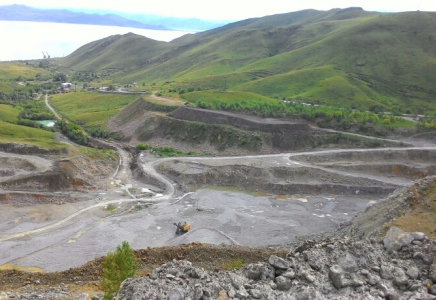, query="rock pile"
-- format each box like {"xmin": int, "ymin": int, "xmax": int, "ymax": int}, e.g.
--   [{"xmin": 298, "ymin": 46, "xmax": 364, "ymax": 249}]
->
[{"xmin": 117, "ymin": 229, "xmax": 435, "ymax": 299}]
